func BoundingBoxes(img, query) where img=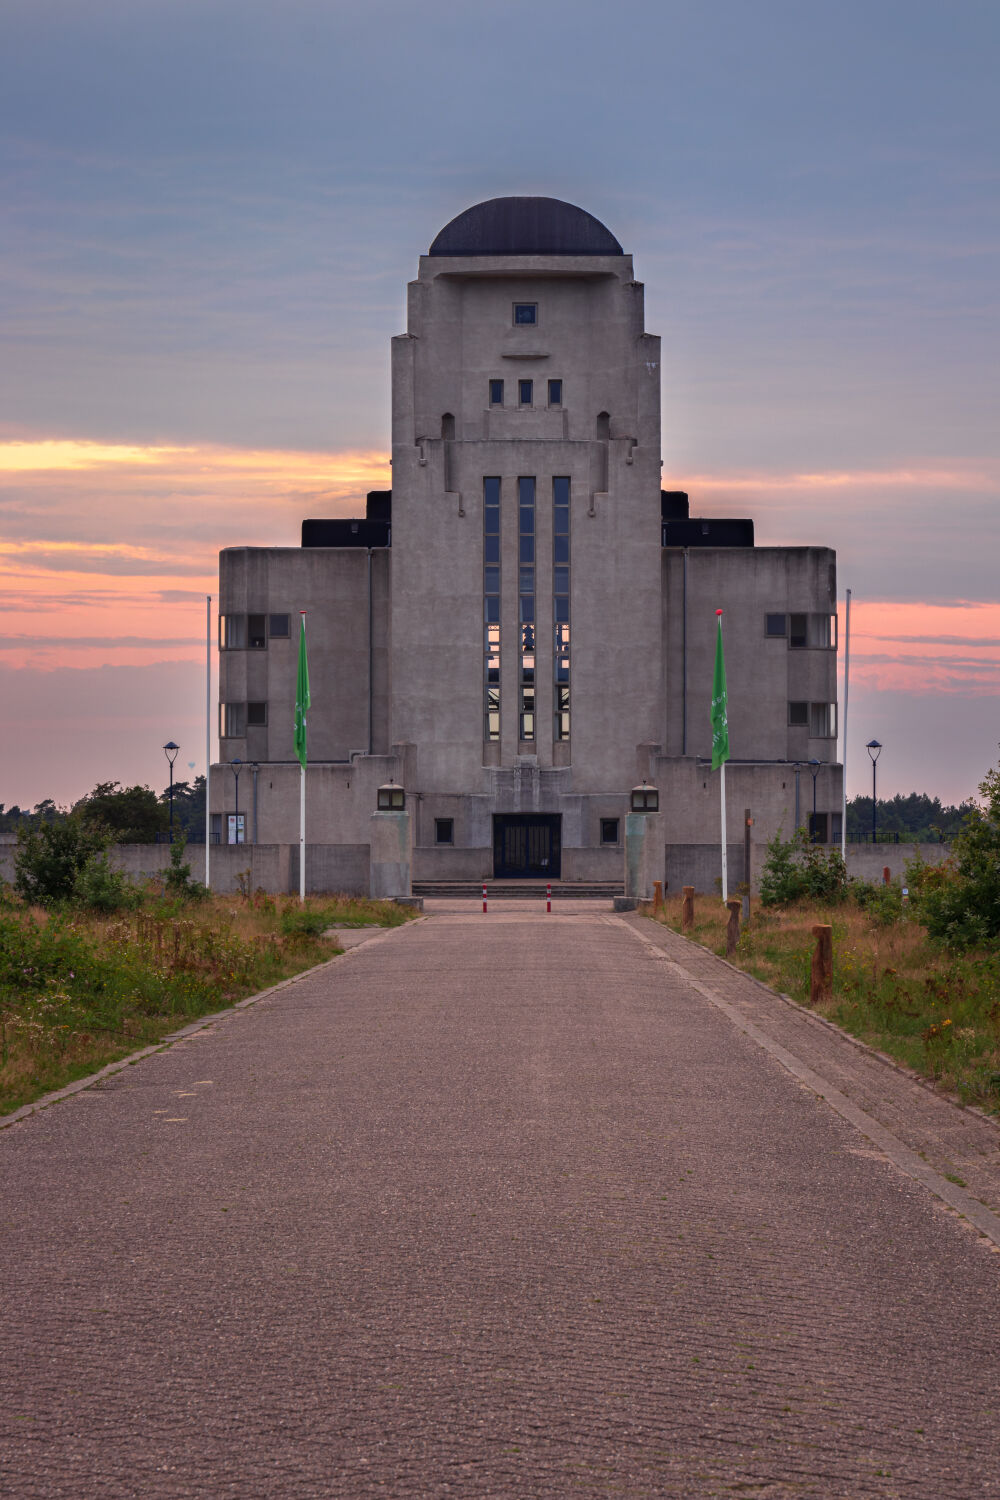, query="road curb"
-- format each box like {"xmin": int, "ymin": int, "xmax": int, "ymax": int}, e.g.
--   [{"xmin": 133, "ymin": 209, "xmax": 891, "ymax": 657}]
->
[
  {"xmin": 0, "ymin": 918, "xmax": 421, "ymax": 1133},
  {"xmin": 614, "ymin": 914, "xmax": 1000, "ymax": 1250}
]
